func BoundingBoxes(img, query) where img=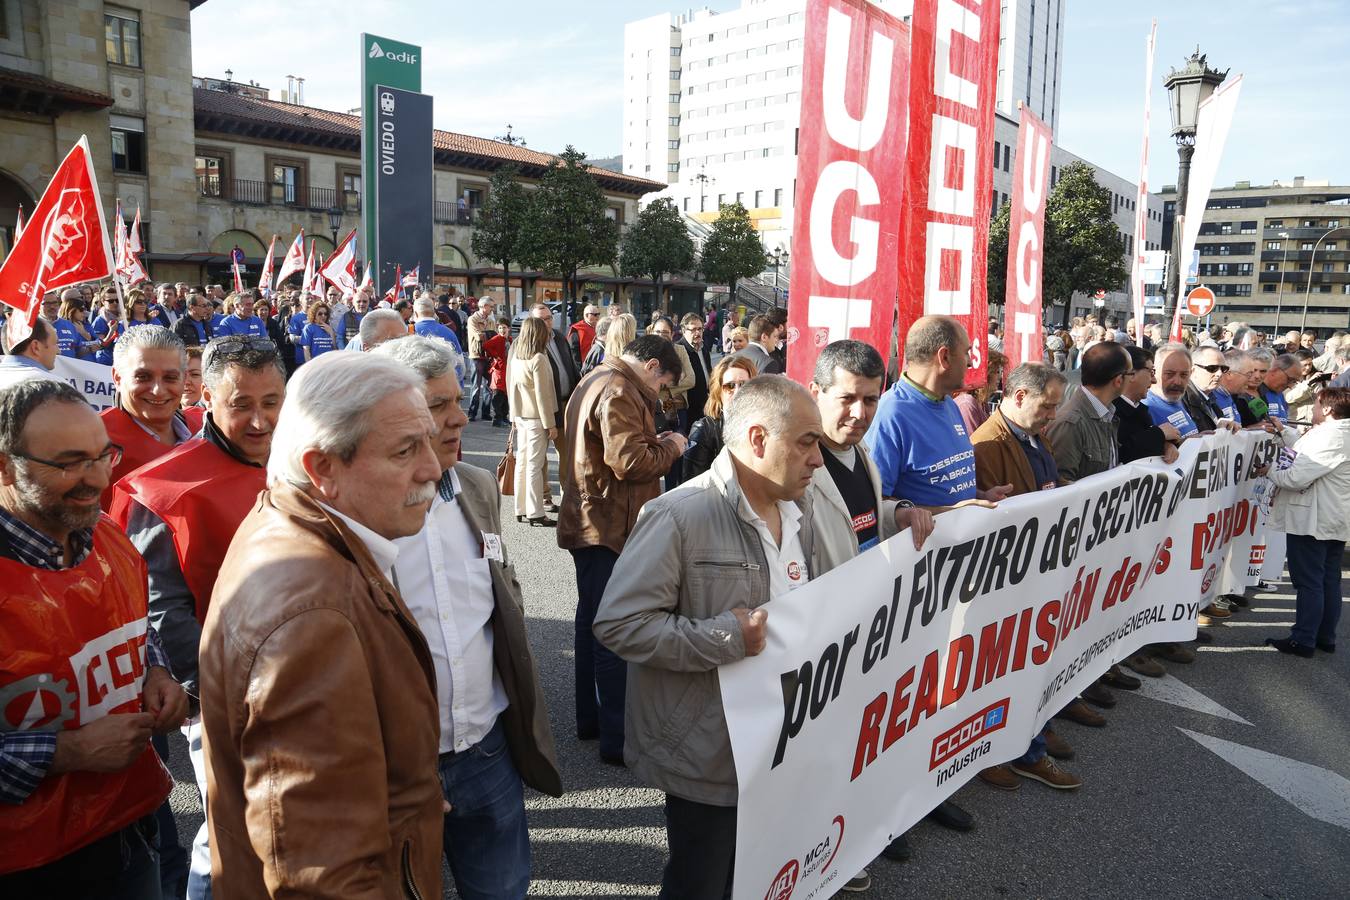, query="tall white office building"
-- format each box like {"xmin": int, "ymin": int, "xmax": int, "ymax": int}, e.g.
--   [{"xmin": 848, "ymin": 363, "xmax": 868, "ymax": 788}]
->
[{"xmin": 996, "ymin": 0, "xmax": 1066, "ymax": 133}]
